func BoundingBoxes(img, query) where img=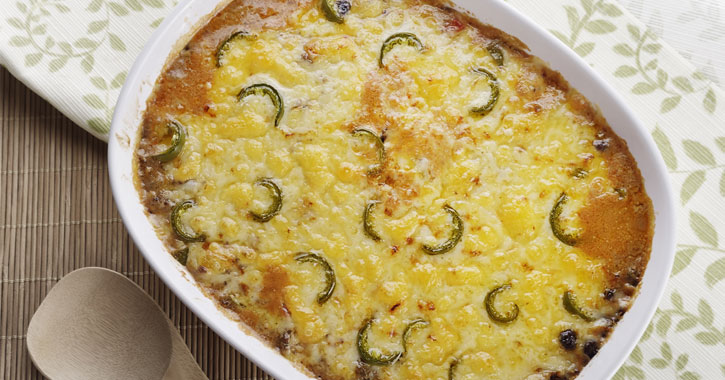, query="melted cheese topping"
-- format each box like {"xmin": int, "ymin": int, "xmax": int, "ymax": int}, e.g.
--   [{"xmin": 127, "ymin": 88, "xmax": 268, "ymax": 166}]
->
[{"xmin": 136, "ymin": 1, "xmax": 653, "ymax": 379}]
